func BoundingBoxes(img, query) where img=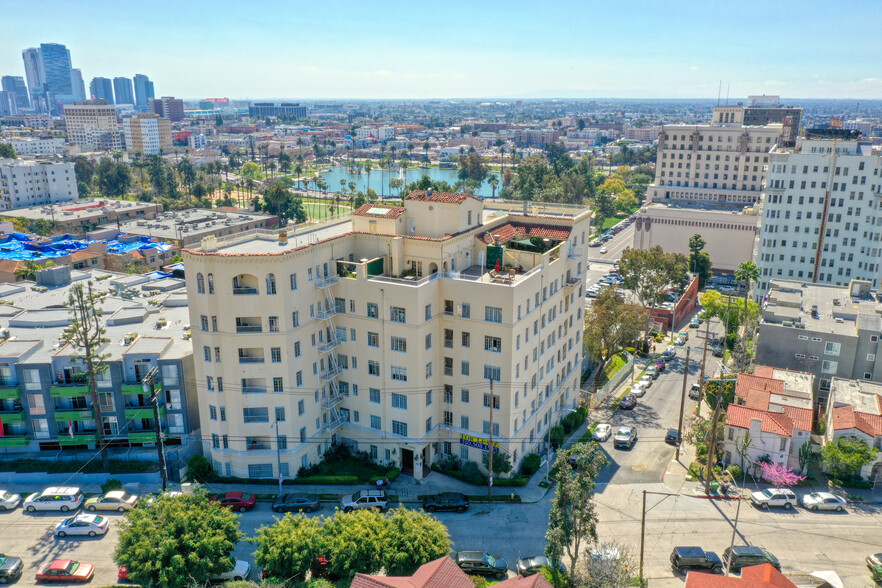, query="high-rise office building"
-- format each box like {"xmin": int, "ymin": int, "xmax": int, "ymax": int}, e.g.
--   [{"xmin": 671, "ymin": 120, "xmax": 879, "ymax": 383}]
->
[
  {"xmin": 70, "ymin": 69, "xmax": 86, "ymax": 102},
  {"xmin": 113, "ymin": 76, "xmax": 135, "ymax": 106},
  {"xmin": 123, "ymin": 113, "xmax": 172, "ymax": 155},
  {"xmin": 183, "ymin": 192, "xmax": 591, "ymax": 479},
  {"xmin": 89, "ymin": 77, "xmax": 114, "ymax": 104},
  {"xmin": 755, "ymin": 135, "xmax": 882, "ymax": 299},
  {"xmin": 133, "ymin": 74, "xmax": 154, "ymax": 110},
  {"xmin": 149, "ymin": 96, "xmax": 184, "ymax": 122},
  {"xmin": 1, "ymin": 76, "xmax": 30, "ymax": 109},
  {"xmin": 64, "ymin": 99, "xmax": 122, "ymax": 151},
  {"xmin": 0, "ymin": 92, "xmax": 17, "ymax": 116},
  {"xmin": 21, "ymin": 47, "xmax": 45, "ymax": 110},
  {"xmin": 21, "ymin": 43, "xmax": 76, "ymax": 113}
]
